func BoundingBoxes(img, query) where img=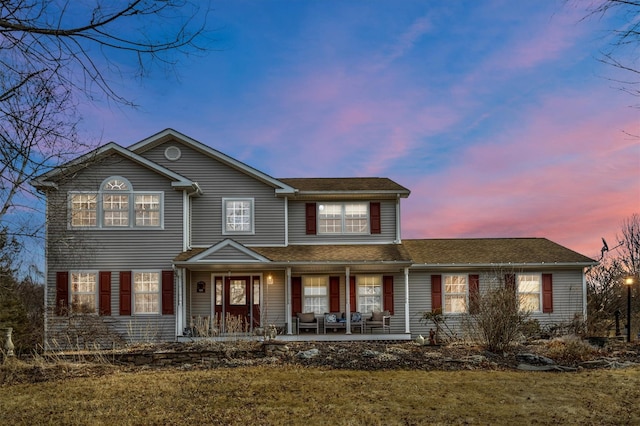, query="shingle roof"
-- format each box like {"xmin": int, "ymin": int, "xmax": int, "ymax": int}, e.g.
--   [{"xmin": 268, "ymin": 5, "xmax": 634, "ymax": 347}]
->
[
  {"xmin": 402, "ymin": 238, "xmax": 595, "ymax": 265},
  {"xmin": 278, "ymin": 177, "xmax": 410, "ymax": 194}
]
